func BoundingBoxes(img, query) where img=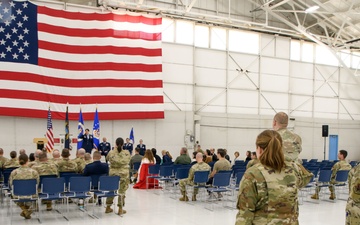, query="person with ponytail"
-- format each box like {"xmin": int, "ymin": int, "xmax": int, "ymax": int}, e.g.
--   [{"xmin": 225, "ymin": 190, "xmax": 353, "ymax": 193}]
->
[
  {"xmin": 9, "ymin": 153, "xmax": 39, "ymax": 219},
  {"xmin": 235, "ymin": 130, "xmax": 313, "ymax": 225},
  {"xmin": 105, "ymin": 137, "xmax": 131, "ymax": 215}
]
